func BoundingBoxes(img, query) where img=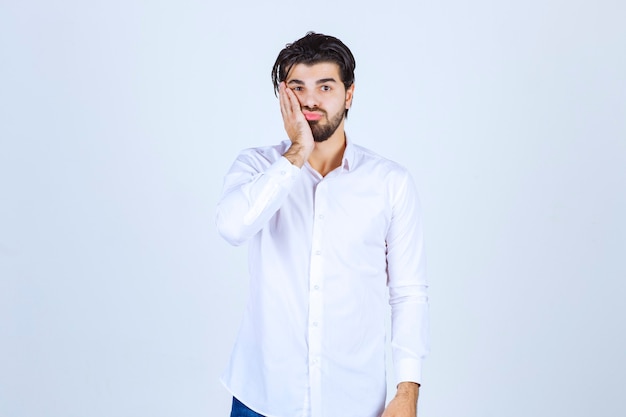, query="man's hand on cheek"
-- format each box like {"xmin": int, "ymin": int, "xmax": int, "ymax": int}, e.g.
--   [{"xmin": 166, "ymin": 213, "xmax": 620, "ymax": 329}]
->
[
  {"xmin": 279, "ymin": 82, "xmax": 314, "ymax": 147},
  {"xmin": 279, "ymin": 82, "xmax": 314, "ymax": 166}
]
